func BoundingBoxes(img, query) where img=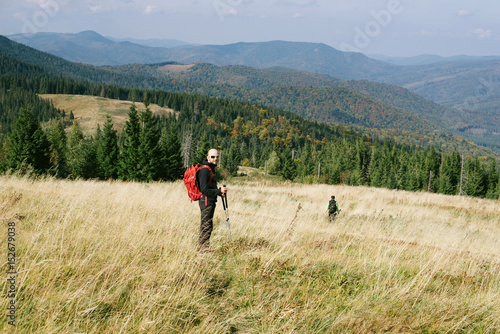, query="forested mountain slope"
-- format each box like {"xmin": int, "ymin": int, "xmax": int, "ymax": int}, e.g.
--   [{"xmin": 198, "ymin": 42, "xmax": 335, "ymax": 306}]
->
[{"xmin": 1, "ymin": 35, "xmax": 497, "ymax": 159}]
